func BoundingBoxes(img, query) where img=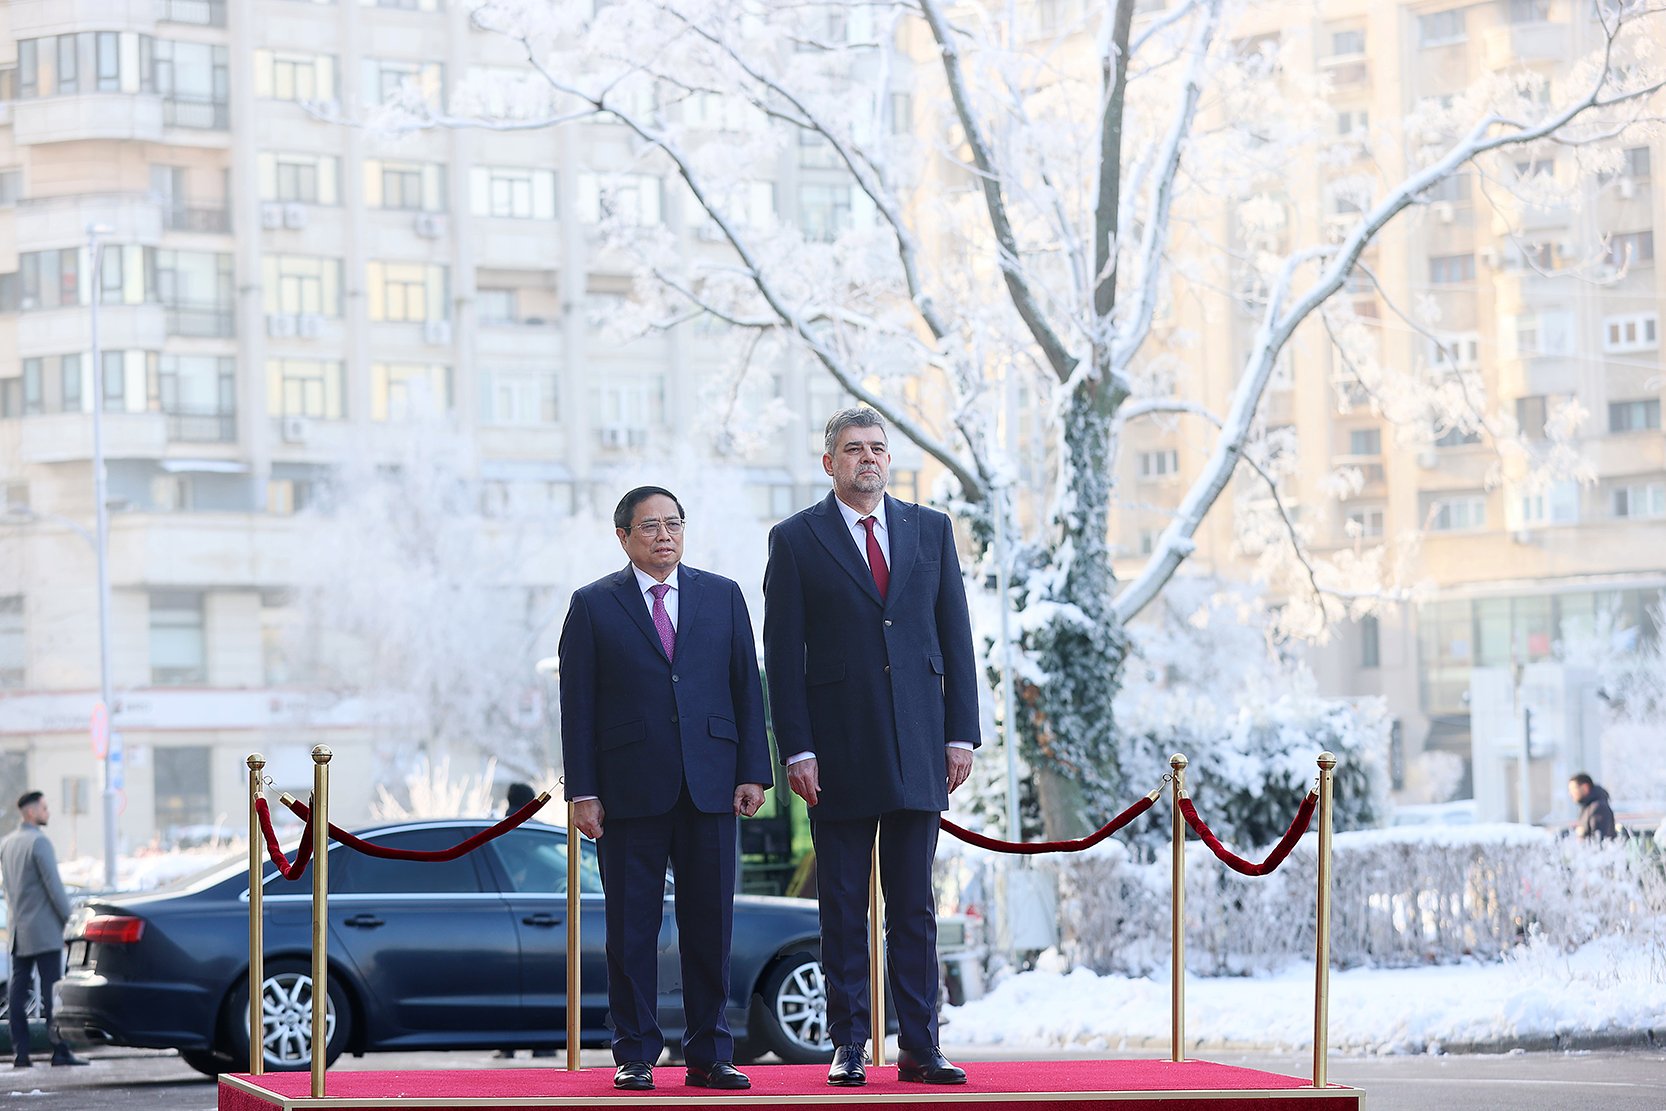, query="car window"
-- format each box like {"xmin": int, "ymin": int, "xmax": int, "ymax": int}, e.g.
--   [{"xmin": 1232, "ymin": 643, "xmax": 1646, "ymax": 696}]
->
[
  {"xmin": 491, "ymin": 828, "xmax": 603, "ymax": 895},
  {"xmin": 331, "ymin": 827, "xmax": 487, "ymax": 895}
]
